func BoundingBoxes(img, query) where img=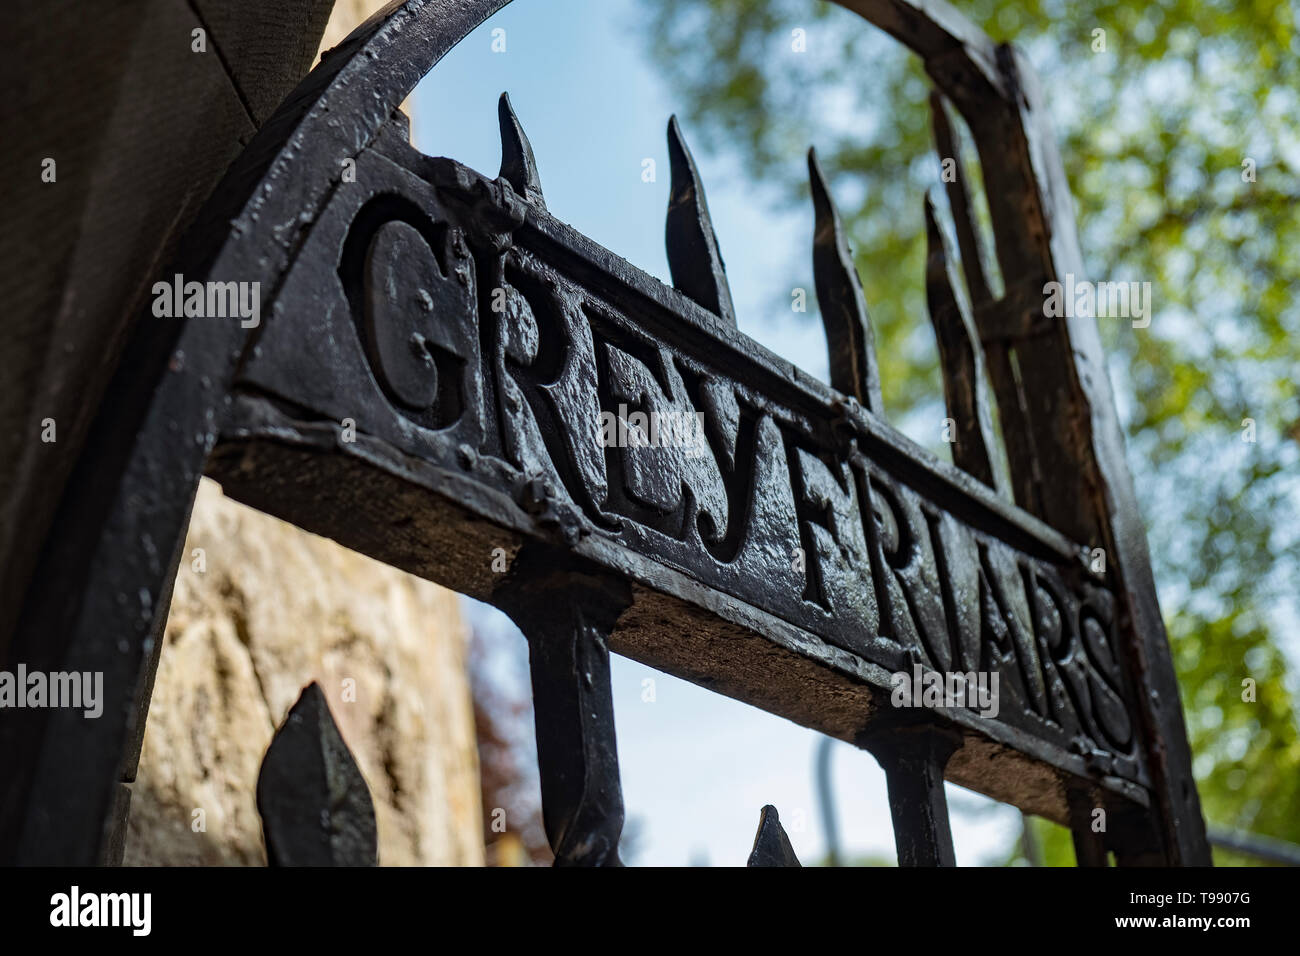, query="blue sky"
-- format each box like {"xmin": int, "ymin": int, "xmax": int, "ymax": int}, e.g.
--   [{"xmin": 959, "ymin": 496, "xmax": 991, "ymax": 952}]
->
[{"xmin": 412, "ymin": 0, "xmax": 1022, "ymax": 866}]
